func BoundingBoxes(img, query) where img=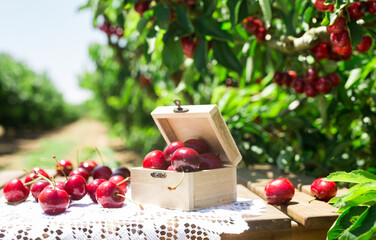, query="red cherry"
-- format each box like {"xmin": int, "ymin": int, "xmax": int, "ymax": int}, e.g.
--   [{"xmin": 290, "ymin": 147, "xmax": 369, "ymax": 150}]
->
[
  {"xmin": 311, "ymin": 42, "xmax": 330, "ymax": 60},
  {"xmin": 314, "ymin": 1, "xmax": 334, "ymax": 12},
  {"xmin": 135, "ymin": 1, "xmax": 151, "ymax": 16},
  {"xmin": 273, "ymin": 71, "xmax": 284, "ymax": 86},
  {"xmin": 29, "ymin": 167, "xmax": 50, "ymax": 179},
  {"xmin": 264, "ymin": 178, "xmax": 295, "ymax": 205},
  {"xmin": 171, "ymin": 147, "xmax": 200, "ymax": 172},
  {"xmin": 348, "ymin": 2, "xmax": 365, "ymax": 20},
  {"xmin": 184, "ymin": 139, "xmax": 209, "ymax": 154},
  {"xmin": 87, "ymin": 159, "xmax": 98, "ymax": 167},
  {"xmin": 38, "ymin": 187, "xmax": 70, "ymax": 215},
  {"xmin": 163, "ymin": 141, "xmax": 185, "ymax": 163},
  {"xmin": 328, "ymin": 47, "xmax": 343, "ymax": 61},
  {"xmin": 327, "ymin": 73, "xmax": 341, "ymax": 87},
  {"xmin": 315, "ymin": 77, "xmax": 332, "ymax": 94},
  {"xmin": 109, "ymin": 175, "xmax": 128, "ymax": 193},
  {"xmin": 242, "ymin": 16, "xmax": 257, "ymax": 34},
  {"xmin": 368, "ymin": 1, "xmax": 376, "ymax": 14},
  {"xmin": 111, "ymin": 167, "xmax": 131, "ymax": 179},
  {"xmin": 199, "ymin": 153, "xmax": 223, "ymax": 170},
  {"xmin": 56, "ymin": 159, "xmax": 73, "ymax": 176},
  {"xmin": 44, "ymin": 181, "xmax": 66, "ymax": 192},
  {"xmin": 181, "ymin": 36, "xmax": 199, "ymax": 58},
  {"xmin": 69, "ymin": 168, "xmax": 89, "ymax": 182},
  {"xmin": 30, "ymin": 180, "xmax": 49, "ymax": 202},
  {"xmin": 64, "ymin": 175, "xmax": 87, "ymax": 201},
  {"xmin": 333, "ymin": 43, "xmax": 352, "ymax": 55},
  {"xmin": 143, "ymin": 150, "xmax": 168, "ymax": 170},
  {"xmin": 87, "ymin": 179, "xmax": 107, "ymax": 203},
  {"xmin": 304, "ymin": 83, "xmax": 318, "ymax": 97},
  {"xmin": 326, "ymin": 17, "xmax": 347, "ymax": 34},
  {"xmin": 305, "ymin": 69, "xmax": 318, "ymax": 84},
  {"xmin": 293, "ymin": 76, "xmax": 305, "ymax": 94},
  {"xmin": 166, "ymin": 165, "xmax": 177, "ymax": 171},
  {"xmin": 331, "ymin": 30, "xmax": 350, "ymax": 48},
  {"xmin": 96, "ymin": 181, "xmax": 125, "ymax": 208},
  {"xmin": 24, "ymin": 172, "xmax": 42, "ymax": 188},
  {"xmin": 3, "ymin": 179, "xmax": 30, "ymax": 204},
  {"xmin": 79, "ymin": 161, "xmax": 95, "ymax": 175},
  {"xmin": 356, "ymin": 36, "xmax": 373, "ymax": 52},
  {"xmin": 255, "ymin": 27, "xmax": 267, "ymax": 42},
  {"xmin": 288, "ymin": 71, "xmax": 297, "ymax": 79},
  {"xmin": 281, "ymin": 72, "xmax": 293, "ymax": 87},
  {"xmin": 139, "ymin": 76, "xmax": 152, "ymax": 85},
  {"xmin": 311, "ymin": 178, "xmax": 337, "ymax": 202},
  {"xmin": 93, "ymin": 165, "xmax": 113, "ymax": 180}
]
